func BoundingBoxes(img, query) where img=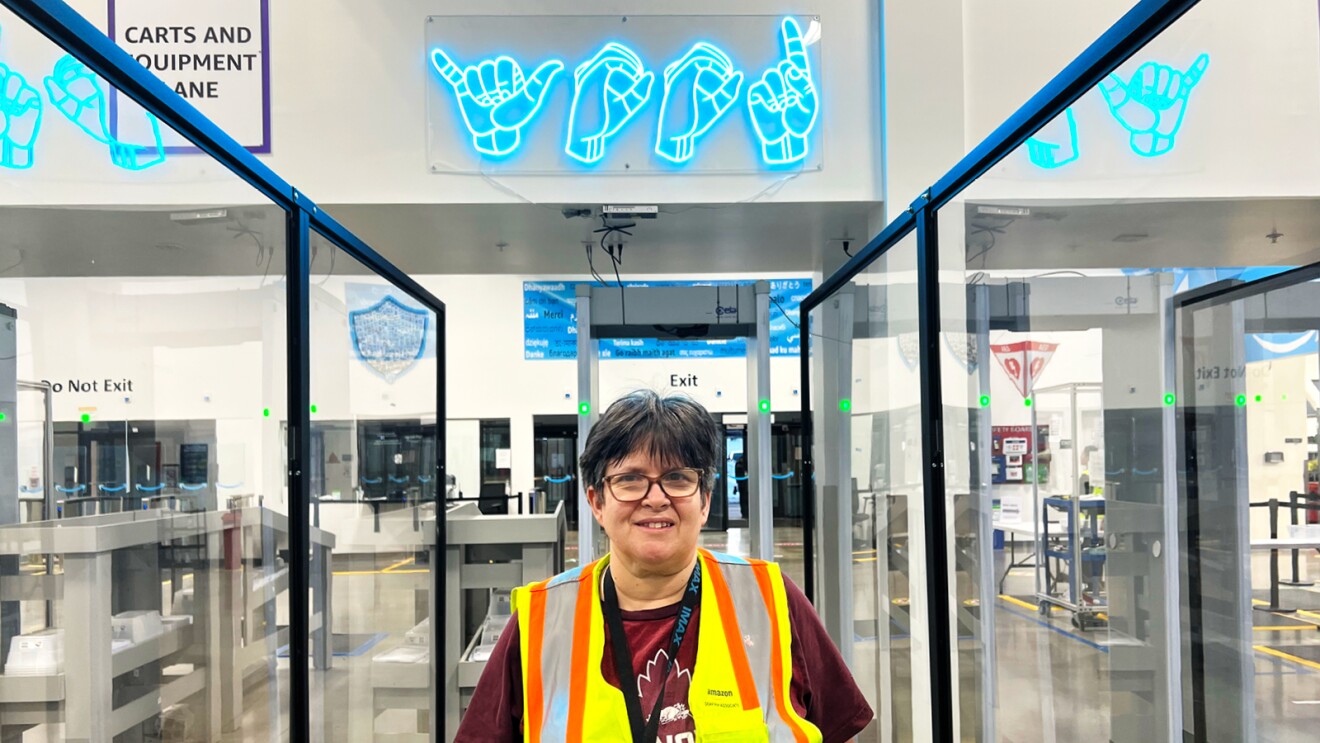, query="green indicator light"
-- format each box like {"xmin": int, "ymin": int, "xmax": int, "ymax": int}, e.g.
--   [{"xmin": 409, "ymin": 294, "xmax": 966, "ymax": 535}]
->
[
  {"xmin": 81, "ymin": 413, "xmax": 90, "ymax": 423},
  {"xmin": 262, "ymin": 408, "xmax": 270, "ymax": 418},
  {"xmin": 979, "ymin": 395, "xmax": 990, "ymax": 408},
  {"xmin": 310, "ymin": 404, "xmax": 318, "ymax": 414},
  {"xmin": 1283, "ymin": 394, "xmax": 1288, "ymax": 401},
  {"xmin": 1236, "ymin": 394, "xmax": 1247, "ymax": 407},
  {"xmin": 1255, "ymin": 395, "xmax": 1262, "ymax": 403},
  {"xmin": 839, "ymin": 399, "xmax": 852, "ymax": 412},
  {"xmin": 578, "ymin": 402, "xmax": 590, "ymax": 416},
  {"xmin": 0, "ymin": 412, "xmax": 7, "ymax": 422},
  {"xmin": 759, "ymin": 399, "xmax": 771, "ymax": 413},
  {"xmin": 1163, "ymin": 393, "xmax": 1176, "ymax": 406},
  {"xmin": 1024, "ymin": 397, "xmax": 1033, "ymax": 408}
]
